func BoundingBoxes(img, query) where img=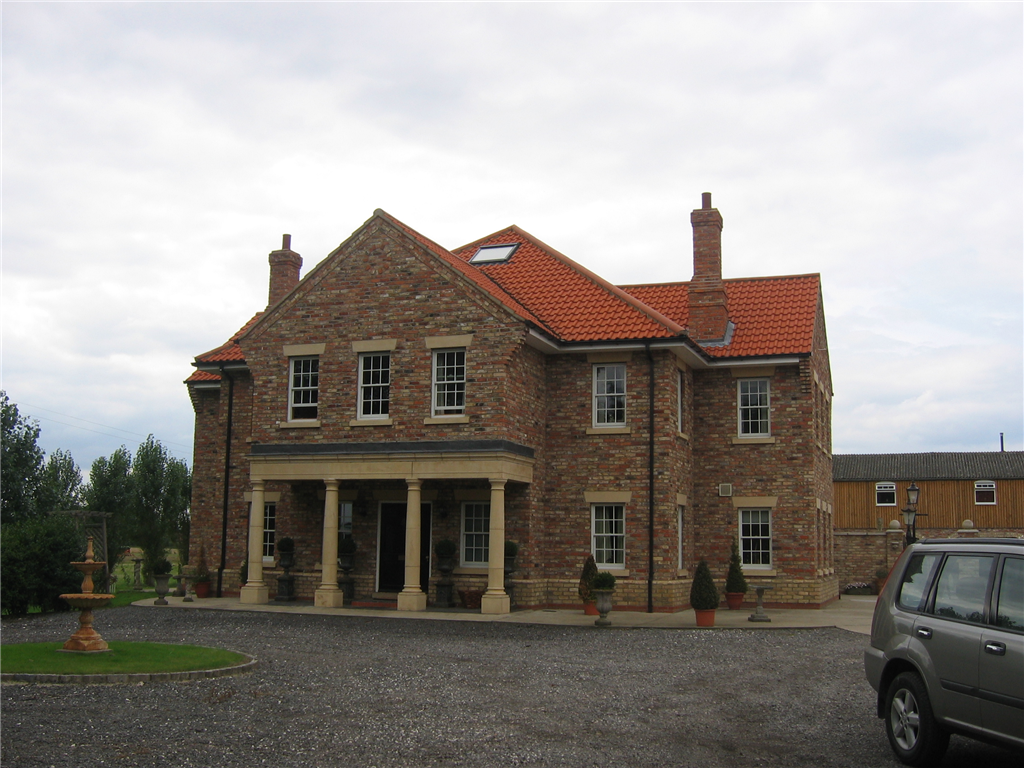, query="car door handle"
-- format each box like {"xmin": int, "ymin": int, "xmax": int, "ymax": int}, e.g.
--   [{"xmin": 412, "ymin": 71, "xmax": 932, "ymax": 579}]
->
[
  {"xmin": 916, "ymin": 627, "xmax": 932, "ymax": 639},
  {"xmin": 985, "ymin": 641, "xmax": 1006, "ymax": 656}
]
